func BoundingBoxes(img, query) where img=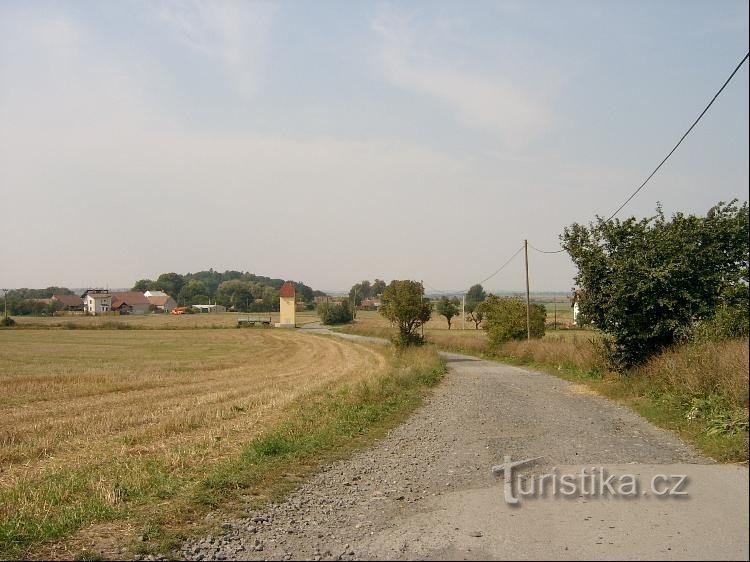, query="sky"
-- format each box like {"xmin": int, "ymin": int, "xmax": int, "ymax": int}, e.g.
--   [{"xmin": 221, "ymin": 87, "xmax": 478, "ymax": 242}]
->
[{"xmin": 1, "ymin": 0, "xmax": 748, "ymax": 294}]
